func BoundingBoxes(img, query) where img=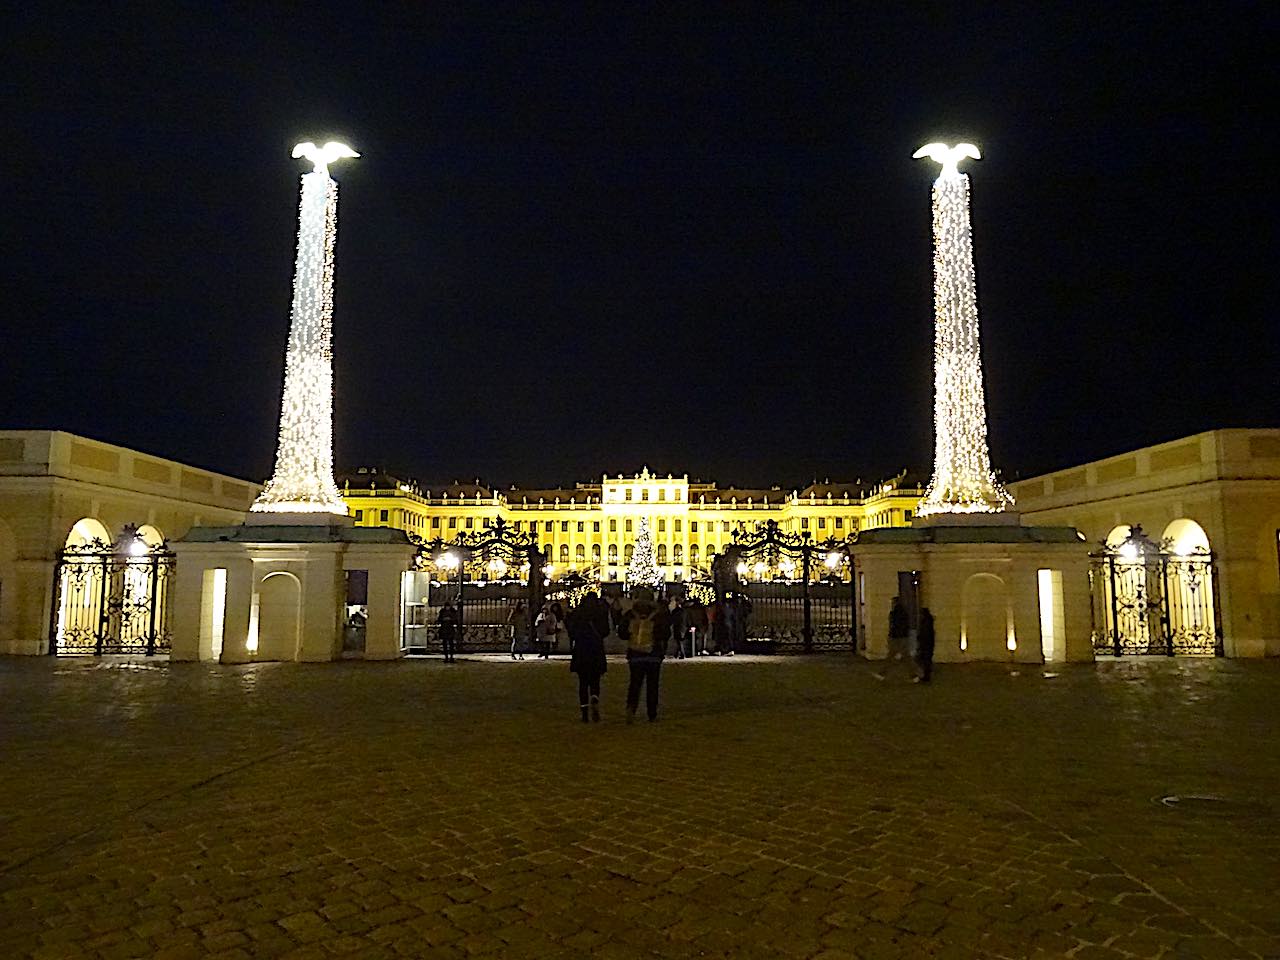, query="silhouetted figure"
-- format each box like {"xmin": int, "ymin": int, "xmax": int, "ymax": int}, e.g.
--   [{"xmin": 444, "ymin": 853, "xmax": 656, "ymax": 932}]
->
[
  {"xmin": 888, "ymin": 596, "xmax": 910, "ymax": 662},
  {"xmin": 507, "ymin": 599, "xmax": 528, "ymax": 660},
  {"xmin": 437, "ymin": 603, "xmax": 459, "ymax": 663},
  {"xmin": 569, "ymin": 592, "xmax": 610, "ymax": 722},
  {"xmin": 915, "ymin": 607, "xmax": 936, "ymax": 683},
  {"xmin": 621, "ymin": 588, "xmax": 669, "ymax": 722}
]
